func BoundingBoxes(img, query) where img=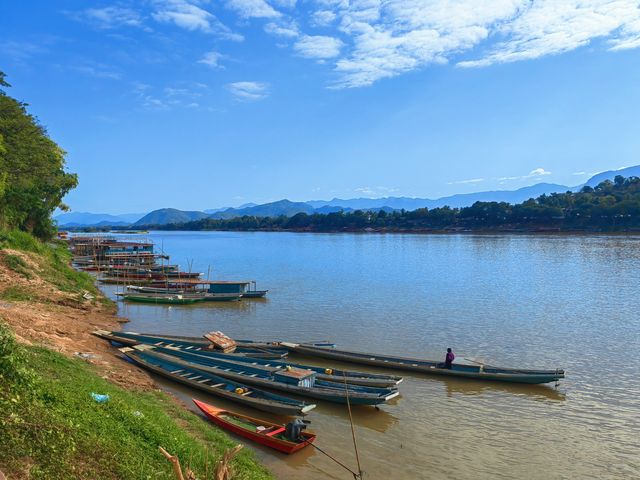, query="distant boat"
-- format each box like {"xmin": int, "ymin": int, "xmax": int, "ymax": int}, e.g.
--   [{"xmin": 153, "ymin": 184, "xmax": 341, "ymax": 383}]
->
[
  {"xmin": 193, "ymin": 399, "xmax": 316, "ymax": 454},
  {"xmin": 120, "ymin": 347, "xmax": 315, "ymax": 416},
  {"xmin": 92, "ymin": 330, "xmax": 288, "ymax": 359},
  {"xmin": 126, "ymin": 289, "xmax": 242, "ymax": 302},
  {"xmin": 140, "ymin": 345, "xmax": 399, "ymax": 405},
  {"xmin": 280, "ymin": 343, "xmax": 565, "ymax": 385},
  {"xmin": 122, "ymin": 293, "xmax": 201, "ymax": 305},
  {"xmin": 241, "ymin": 290, "xmax": 268, "ymax": 299}
]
